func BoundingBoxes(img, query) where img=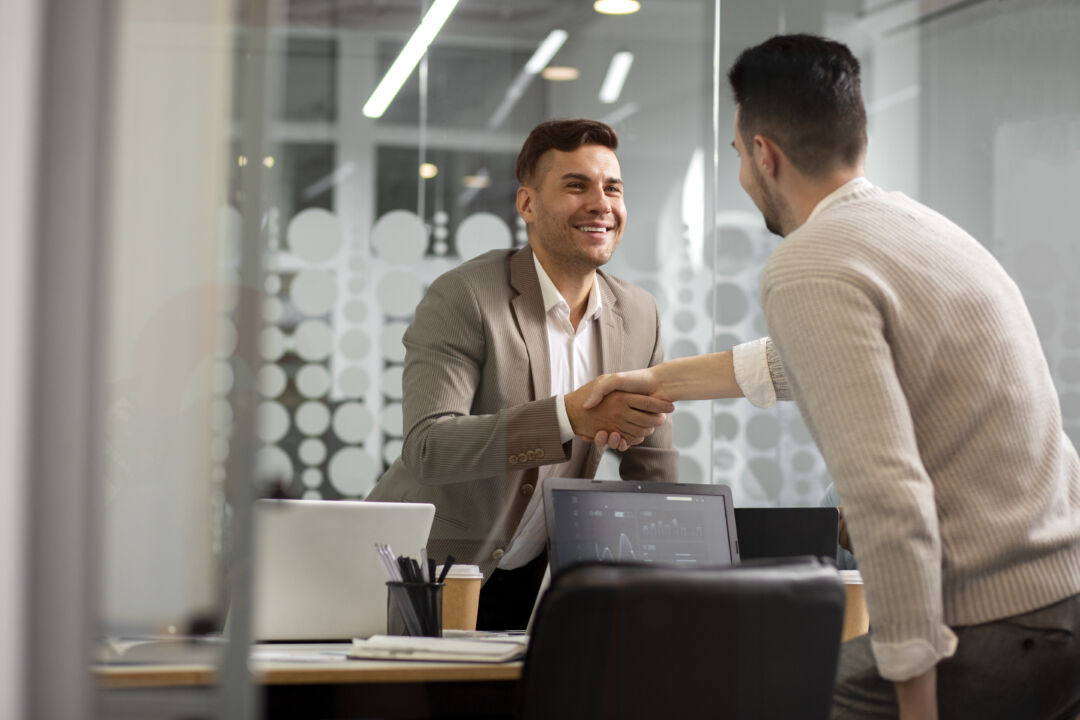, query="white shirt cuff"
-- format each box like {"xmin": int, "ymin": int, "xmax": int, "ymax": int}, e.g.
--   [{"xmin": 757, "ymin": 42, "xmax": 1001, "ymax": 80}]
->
[
  {"xmin": 733, "ymin": 337, "xmax": 776, "ymax": 408},
  {"xmin": 871, "ymin": 626, "xmax": 958, "ymax": 681},
  {"xmin": 555, "ymin": 394, "xmax": 575, "ymax": 443}
]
